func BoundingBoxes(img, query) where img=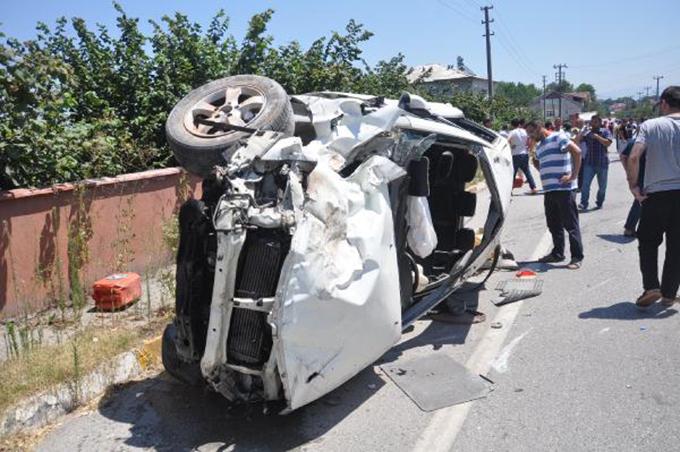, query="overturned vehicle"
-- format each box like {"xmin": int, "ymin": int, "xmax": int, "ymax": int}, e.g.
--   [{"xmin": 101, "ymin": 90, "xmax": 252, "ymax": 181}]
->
[{"xmin": 162, "ymin": 75, "xmax": 513, "ymax": 411}]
